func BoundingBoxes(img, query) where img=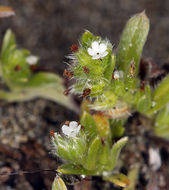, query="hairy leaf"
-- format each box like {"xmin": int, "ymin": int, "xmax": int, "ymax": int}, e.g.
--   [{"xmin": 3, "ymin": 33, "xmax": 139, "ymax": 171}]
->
[
  {"xmin": 117, "ymin": 12, "xmax": 149, "ymax": 78},
  {"xmin": 52, "ymin": 176, "xmax": 67, "ymax": 190},
  {"xmin": 110, "ymin": 137, "xmax": 128, "ymax": 170}
]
